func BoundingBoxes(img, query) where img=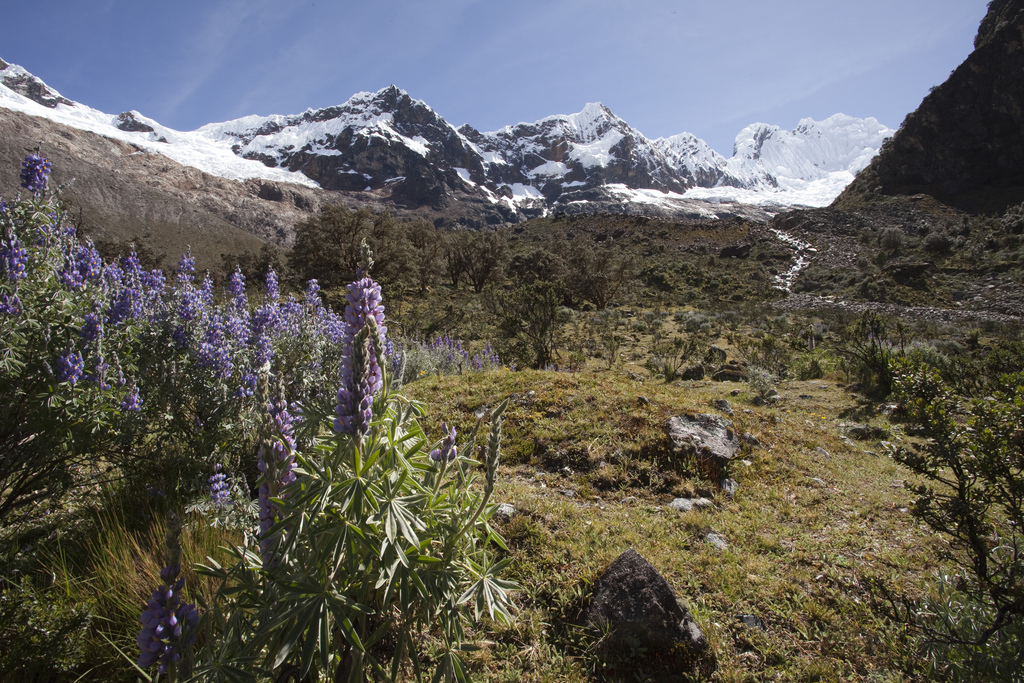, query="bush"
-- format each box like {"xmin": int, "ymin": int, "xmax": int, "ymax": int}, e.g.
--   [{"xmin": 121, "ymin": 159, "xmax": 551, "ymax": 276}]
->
[{"xmin": 886, "ymin": 363, "xmax": 1024, "ymax": 680}]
